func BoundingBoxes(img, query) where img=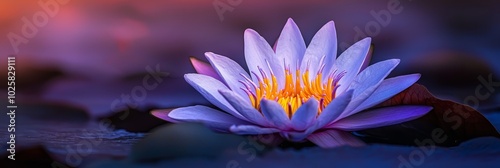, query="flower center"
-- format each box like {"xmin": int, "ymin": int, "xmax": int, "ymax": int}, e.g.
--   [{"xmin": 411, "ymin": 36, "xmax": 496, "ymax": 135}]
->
[{"xmin": 239, "ymin": 61, "xmax": 345, "ymax": 118}]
